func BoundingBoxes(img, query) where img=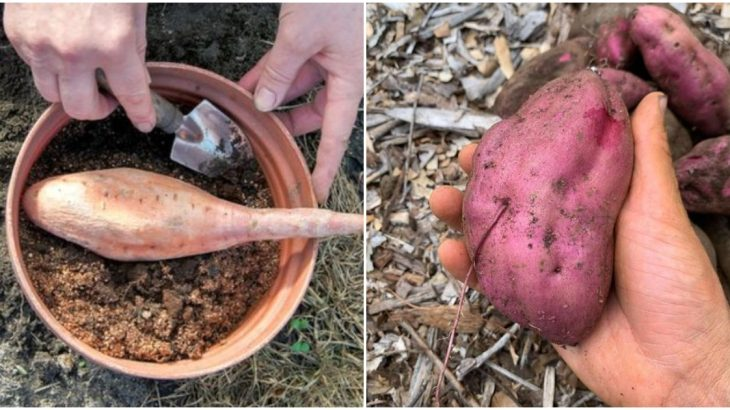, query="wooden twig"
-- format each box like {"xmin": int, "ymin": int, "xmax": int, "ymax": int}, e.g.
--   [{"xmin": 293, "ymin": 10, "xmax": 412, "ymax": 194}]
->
[
  {"xmin": 481, "ymin": 378, "xmax": 496, "ymax": 407},
  {"xmin": 571, "ymin": 392, "xmax": 596, "ymax": 407},
  {"xmin": 369, "ymin": 286, "xmax": 436, "ymax": 314},
  {"xmin": 455, "ymin": 323, "xmax": 520, "ymax": 380},
  {"xmin": 419, "ymin": 4, "xmax": 485, "ymax": 40},
  {"xmin": 486, "ymin": 362, "xmax": 541, "ymax": 392},
  {"xmin": 400, "ymin": 74, "xmax": 424, "ymax": 203},
  {"xmin": 543, "ymin": 366, "xmax": 556, "ymax": 407},
  {"xmin": 405, "ymin": 326, "xmax": 437, "ymax": 406},
  {"xmin": 399, "ymin": 322, "xmax": 480, "ymax": 407}
]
